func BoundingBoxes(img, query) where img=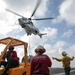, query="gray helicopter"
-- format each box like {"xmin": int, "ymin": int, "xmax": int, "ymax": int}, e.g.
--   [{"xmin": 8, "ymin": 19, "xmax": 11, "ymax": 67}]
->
[{"xmin": 6, "ymin": 0, "xmax": 54, "ymax": 38}]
